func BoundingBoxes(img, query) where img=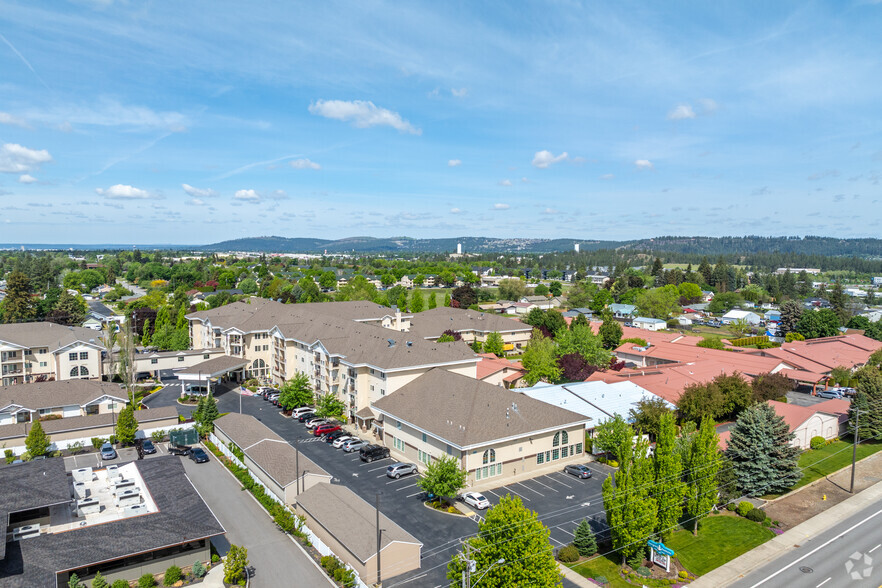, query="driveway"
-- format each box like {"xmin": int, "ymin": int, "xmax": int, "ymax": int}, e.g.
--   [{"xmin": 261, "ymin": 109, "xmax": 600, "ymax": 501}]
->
[{"xmin": 180, "ymin": 448, "xmax": 332, "ymax": 588}]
